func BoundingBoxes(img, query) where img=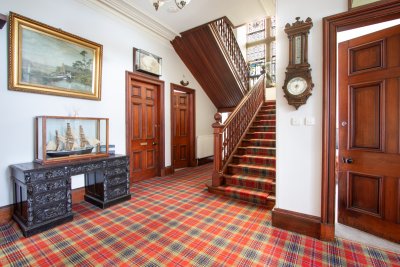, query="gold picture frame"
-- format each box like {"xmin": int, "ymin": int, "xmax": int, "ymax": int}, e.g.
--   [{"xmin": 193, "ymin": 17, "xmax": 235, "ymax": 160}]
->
[
  {"xmin": 9, "ymin": 12, "xmax": 103, "ymax": 100},
  {"xmin": 348, "ymin": 0, "xmax": 384, "ymax": 9}
]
